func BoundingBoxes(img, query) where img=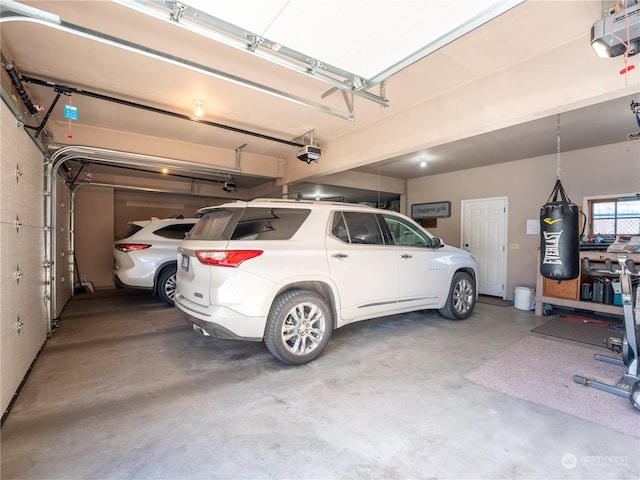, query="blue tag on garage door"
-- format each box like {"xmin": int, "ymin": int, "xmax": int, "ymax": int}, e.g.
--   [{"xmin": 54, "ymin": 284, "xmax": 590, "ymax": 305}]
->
[{"xmin": 64, "ymin": 104, "xmax": 78, "ymax": 120}]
